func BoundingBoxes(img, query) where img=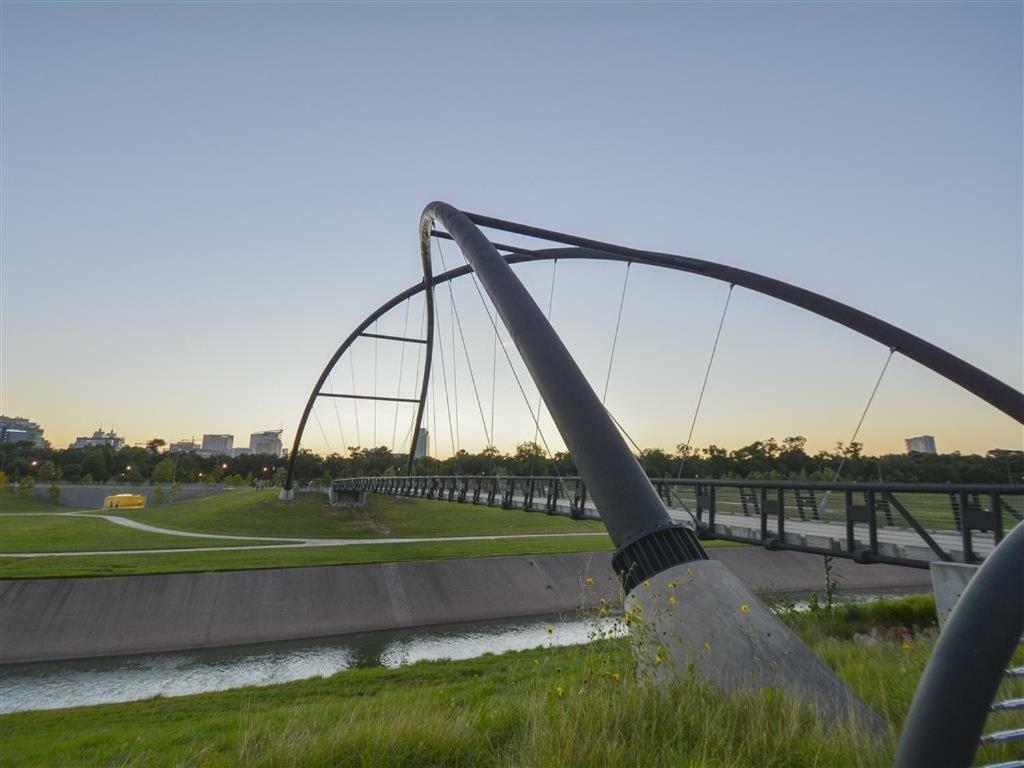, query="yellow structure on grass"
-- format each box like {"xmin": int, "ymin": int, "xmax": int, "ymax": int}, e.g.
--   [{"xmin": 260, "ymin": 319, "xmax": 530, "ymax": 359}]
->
[{"xmin": 102, "ymin": 493, "xmax": 146, "ymax": 509}]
